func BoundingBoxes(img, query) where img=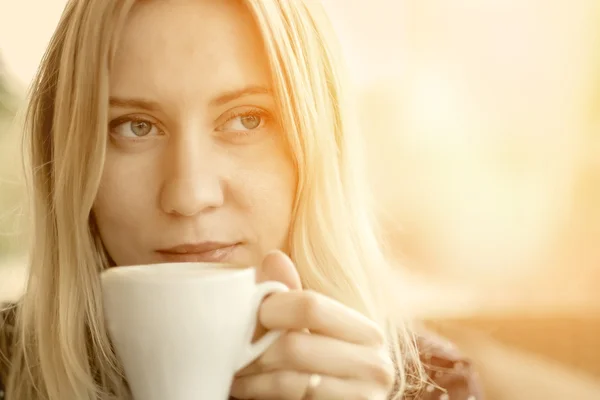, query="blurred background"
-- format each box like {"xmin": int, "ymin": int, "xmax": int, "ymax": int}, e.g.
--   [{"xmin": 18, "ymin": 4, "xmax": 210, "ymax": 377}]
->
[{"xmin": 1, "ymin": 0, "xmax": 600, "ymax": 398}]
